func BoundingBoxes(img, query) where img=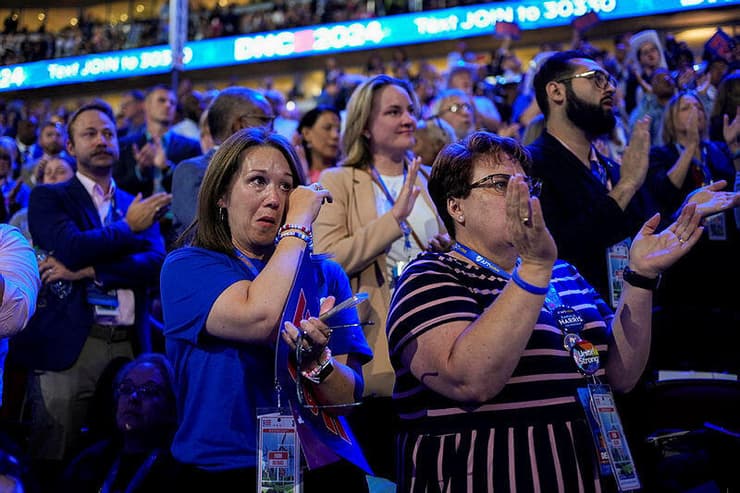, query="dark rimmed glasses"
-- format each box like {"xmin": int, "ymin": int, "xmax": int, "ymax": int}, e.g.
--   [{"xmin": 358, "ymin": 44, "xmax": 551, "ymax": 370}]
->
[
  {"xmin": 556, "ymin": 70, "xmax": 617, "ymax": 90},
  {"xmin": 468, "ymin": 173, "xmax": 542, "ymax": 198},
  {"xmin": 116, "ymin": 382, "xmax": 165, "ymax": 400},
  {"xmin": 239, "ymin": 113, "xmax": 276, "ymax": 129}
]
